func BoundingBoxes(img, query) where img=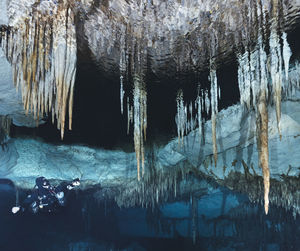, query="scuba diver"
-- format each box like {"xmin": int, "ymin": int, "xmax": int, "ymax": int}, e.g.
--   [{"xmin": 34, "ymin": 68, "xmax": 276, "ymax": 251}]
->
[{"xmin": 11, "ymin": 177, "xmax": 80, "ymax": 214}]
